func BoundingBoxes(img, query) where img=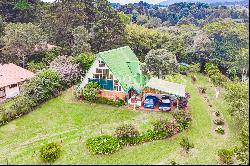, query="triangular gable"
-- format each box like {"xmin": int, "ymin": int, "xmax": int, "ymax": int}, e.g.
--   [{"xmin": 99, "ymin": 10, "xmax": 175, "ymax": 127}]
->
[{"xmin": 97, "ymin": 46, "xmax": 146, "ymax": 93}]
